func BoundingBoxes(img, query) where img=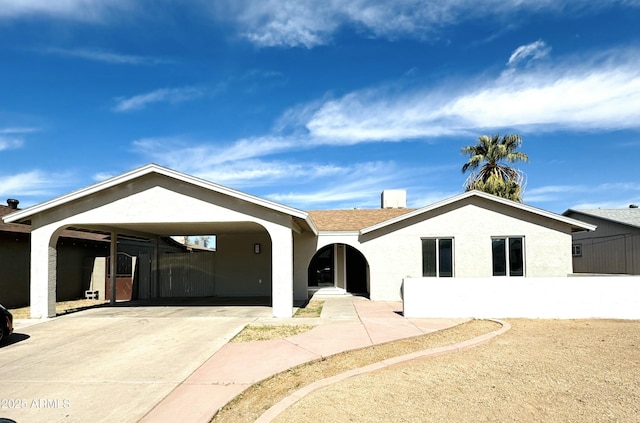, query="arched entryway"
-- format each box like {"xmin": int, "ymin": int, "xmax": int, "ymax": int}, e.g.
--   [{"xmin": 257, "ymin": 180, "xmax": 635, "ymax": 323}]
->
[{"xmin": 308, "ymin": 244, "xmax": 369, "ymax": 296}]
